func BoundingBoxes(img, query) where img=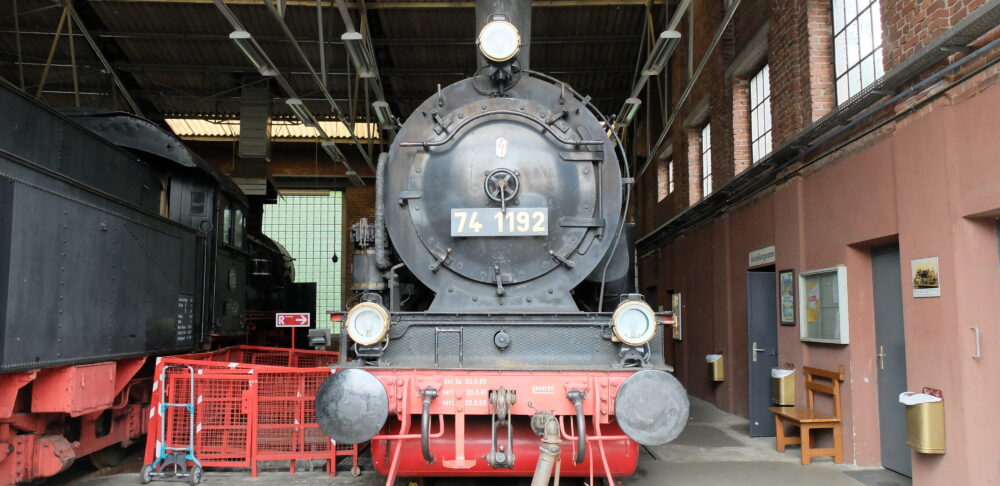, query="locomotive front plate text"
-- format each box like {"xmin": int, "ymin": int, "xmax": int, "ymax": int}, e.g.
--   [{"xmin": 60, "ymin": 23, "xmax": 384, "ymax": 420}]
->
[{"xmin": 451, "ymin": 207, "xmax": 548, "ymax": 237}]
